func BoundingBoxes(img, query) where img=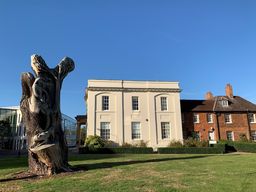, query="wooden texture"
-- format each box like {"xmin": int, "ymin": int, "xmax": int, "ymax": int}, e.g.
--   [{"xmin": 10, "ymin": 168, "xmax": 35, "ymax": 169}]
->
[{"xmin": 20, "ymin": 54, "xmax": 75, "ymax": 175}]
